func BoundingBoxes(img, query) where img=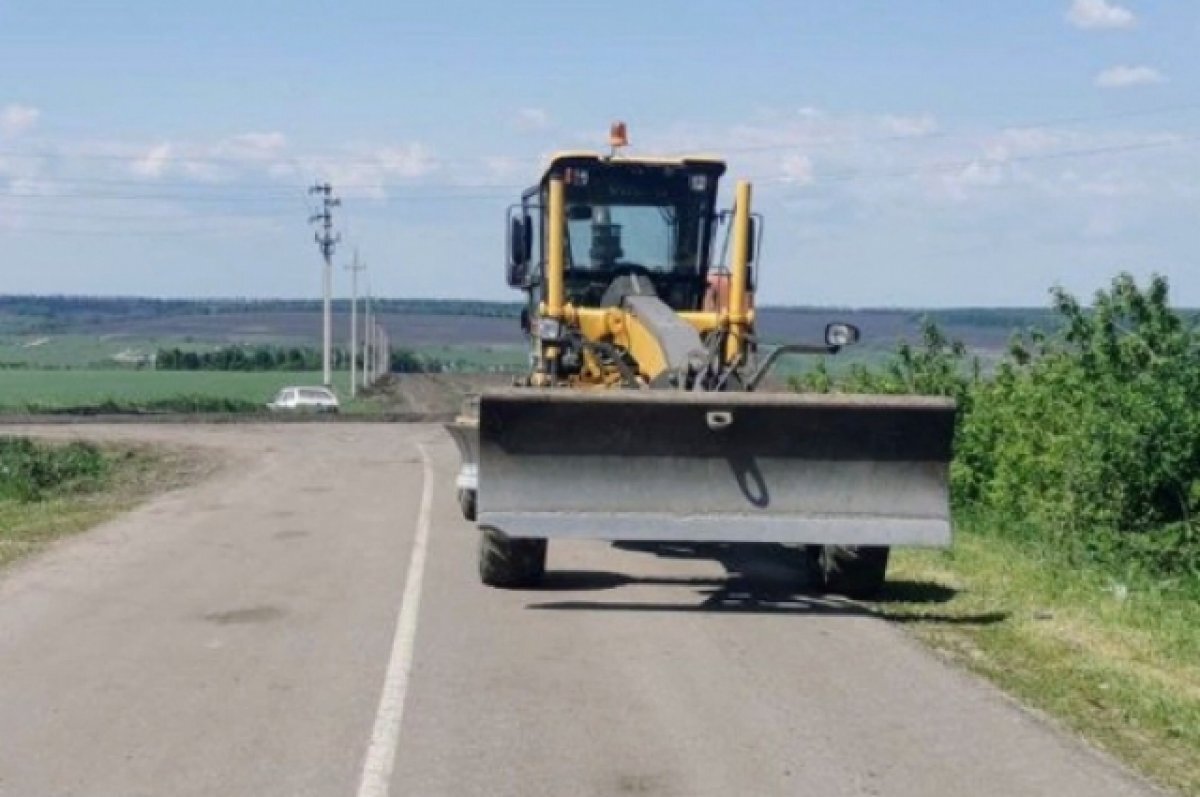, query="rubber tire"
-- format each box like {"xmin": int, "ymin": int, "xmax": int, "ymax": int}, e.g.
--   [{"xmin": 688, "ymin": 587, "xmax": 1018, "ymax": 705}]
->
[
  {"xmin": 809, "ymin": 545, "xmax": 890, "ymax": 598},
  {"xmin": 457, "ymin": 488, "xmax": 477, "ymax": 522},
  {"xmin": 479, "ymin": 527, "xmax": 547, "ymax": 589}
]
